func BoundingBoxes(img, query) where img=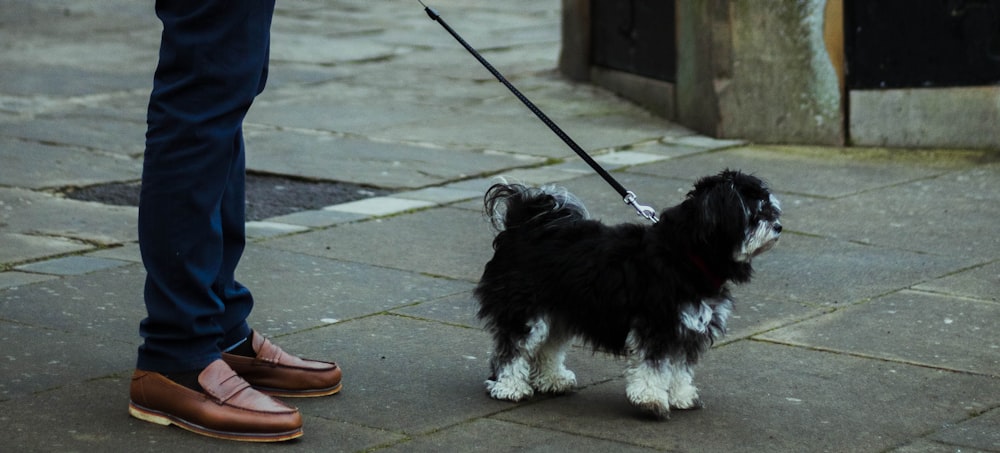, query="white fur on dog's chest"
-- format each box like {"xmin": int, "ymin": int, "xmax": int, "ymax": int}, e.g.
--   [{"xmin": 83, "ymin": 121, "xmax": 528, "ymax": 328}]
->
[
  {"xmin": 680, "ymin": 298, "xmax": 732, "ymax": 334},
  {"xmin": 680, "ymin": 302, "xmax": 714, "ymax": 333}
]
